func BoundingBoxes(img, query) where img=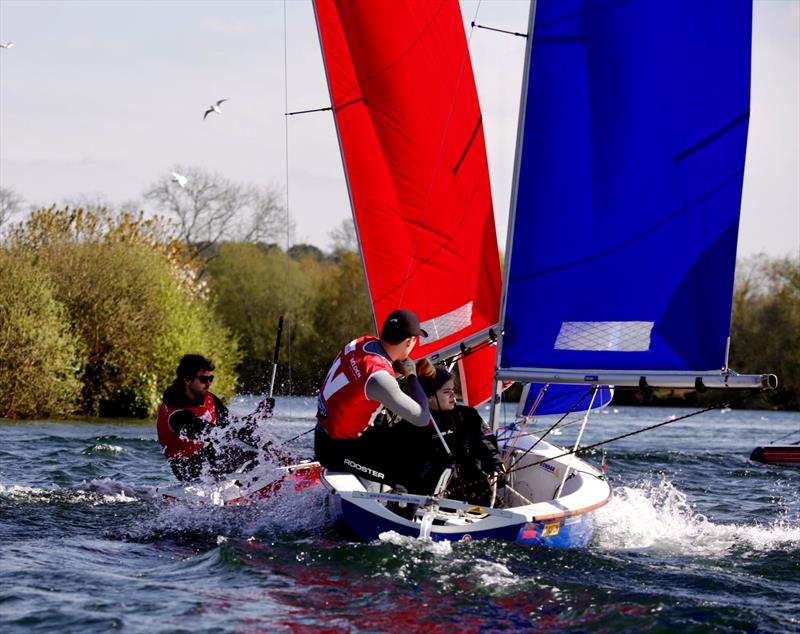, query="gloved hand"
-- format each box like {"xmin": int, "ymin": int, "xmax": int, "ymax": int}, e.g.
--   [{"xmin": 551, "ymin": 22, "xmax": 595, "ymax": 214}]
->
[
  {"xmin": 255, "ymin": 397, "xmax": 276, "ymax": 417},
  {"xmin": 491, "ymin": 463, "xmax": 508, "ymax": 487},
  {"xmin": 372, "ymin": 410, "xmax": 395, "ymax": 428},
  {"xmin": 236, "ymin": 418, "xmax": 260, "ymax": 447},
  {"xmin": 393, "ymin": 358, "xmax": 416, "ymax": 378}
]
